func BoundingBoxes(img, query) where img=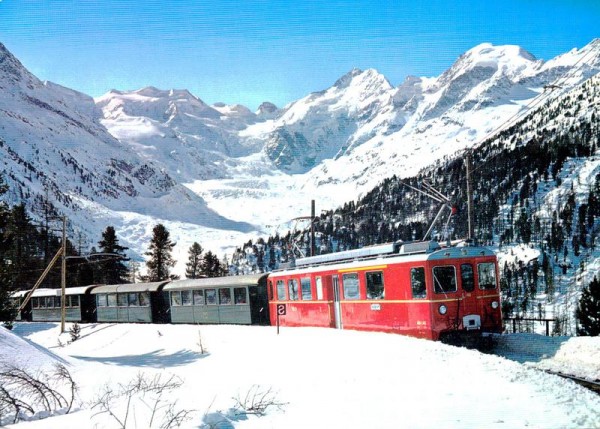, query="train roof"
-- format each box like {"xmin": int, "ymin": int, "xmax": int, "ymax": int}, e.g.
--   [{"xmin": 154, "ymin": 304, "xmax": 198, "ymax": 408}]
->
[
  {"xmin": 273, "ymin": 240, "xmax": 496, "ymax": 274},
  {"xmin": 17, "ymin": 285, "xmax": 102, "ymax": 298},
  {"xmin": 91, "ymin": 281, "xmax": 170, "ymax": 294},
  {"xmin": 163, "ymin": 273, "xmax": 268, "ymax": 291}
]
